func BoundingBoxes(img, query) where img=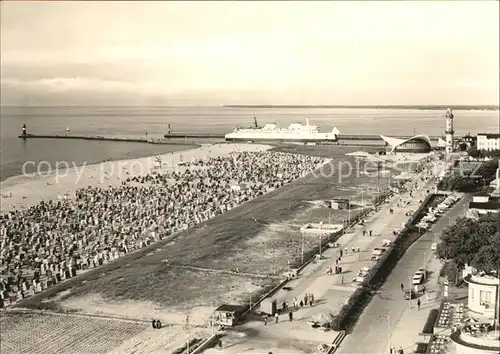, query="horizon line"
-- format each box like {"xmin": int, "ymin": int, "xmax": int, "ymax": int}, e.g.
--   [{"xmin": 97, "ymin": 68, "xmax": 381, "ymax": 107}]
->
[{"xmin": 1, "ymin": 104, "xmax": 499, "ymax": 110}]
